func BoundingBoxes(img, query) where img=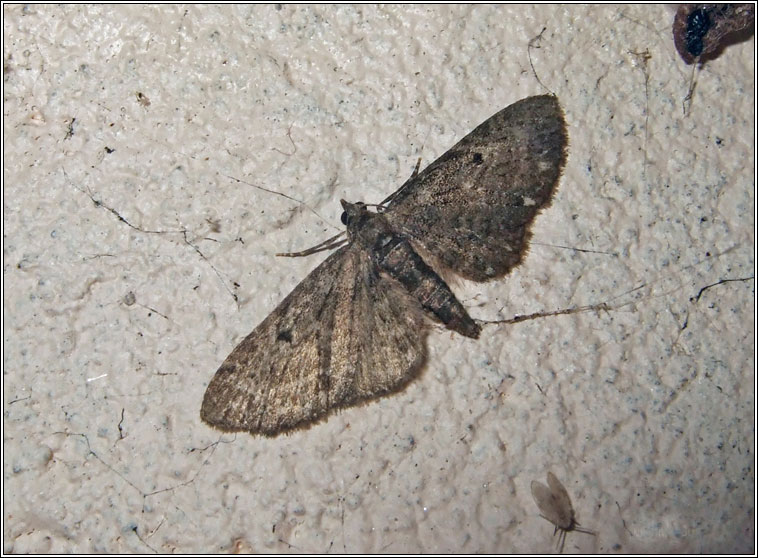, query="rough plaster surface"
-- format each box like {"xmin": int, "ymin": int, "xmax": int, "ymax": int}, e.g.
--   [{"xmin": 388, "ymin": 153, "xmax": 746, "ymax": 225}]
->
[{"xmin": 3, "ymin": 4, "xmax": 754, "ymax": 554}]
